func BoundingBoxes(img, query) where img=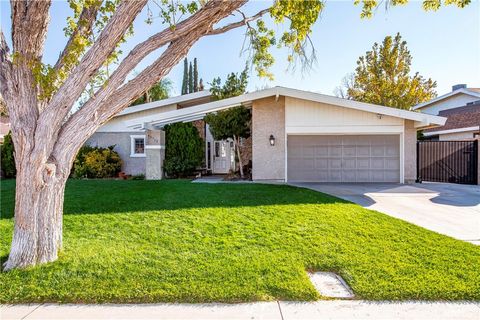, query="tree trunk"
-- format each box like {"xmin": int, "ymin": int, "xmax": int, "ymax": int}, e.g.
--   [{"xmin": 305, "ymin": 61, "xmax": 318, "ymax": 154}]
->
[
  {"xmin": 1, "ymin": 1, "xmax": 248, "ymax": 271},
  {"xmin": 234, "ymin": 135, "xmax": 244, "ymax": 179},
  {"xmin": 3, "ymin": 162, "xmax": 67, "ymax": 271}
]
